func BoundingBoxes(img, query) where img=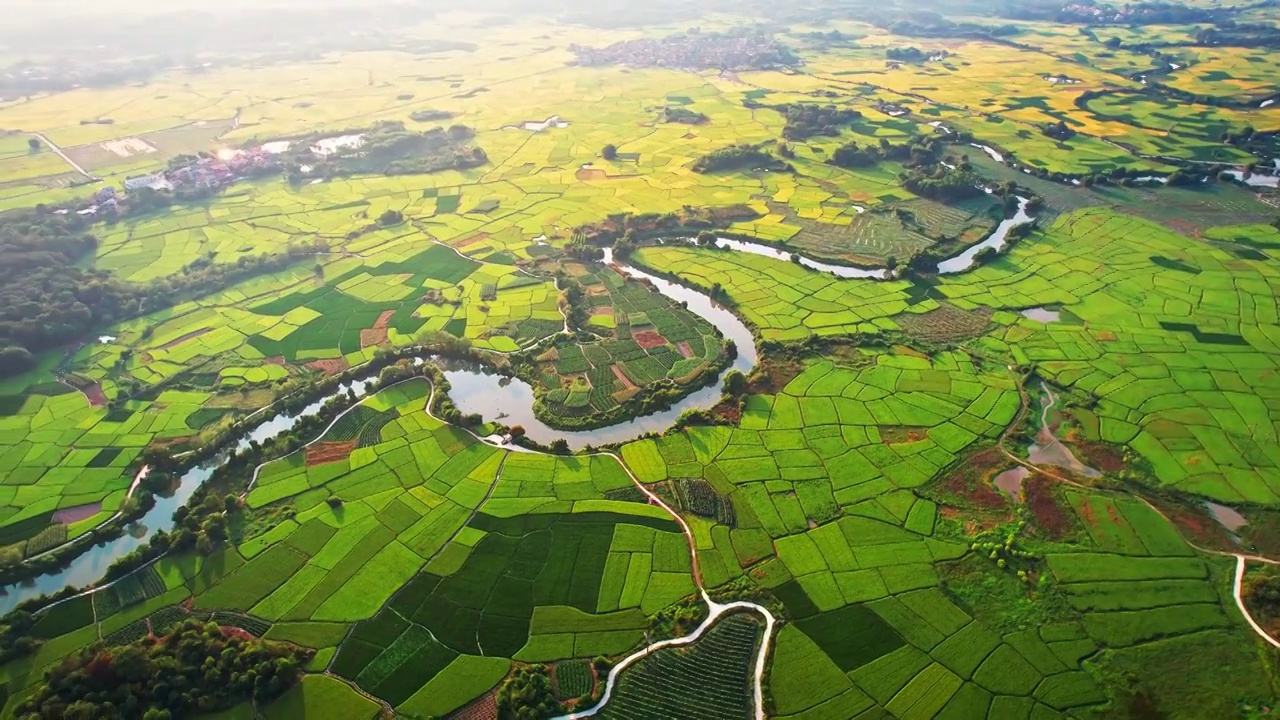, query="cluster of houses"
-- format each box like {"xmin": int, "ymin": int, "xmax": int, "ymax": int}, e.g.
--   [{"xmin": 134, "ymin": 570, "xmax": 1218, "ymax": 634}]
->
[
  {"xmin": 122, "ymin": 147, "xmax": 278, "ymax": 193},
  {"xmin": 58, "ymin": 146, "xmax": 285, "ymax": 216},
  {"xmin": 571, "ymin": 32, "xmax": 798, "ymax": 72}
]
